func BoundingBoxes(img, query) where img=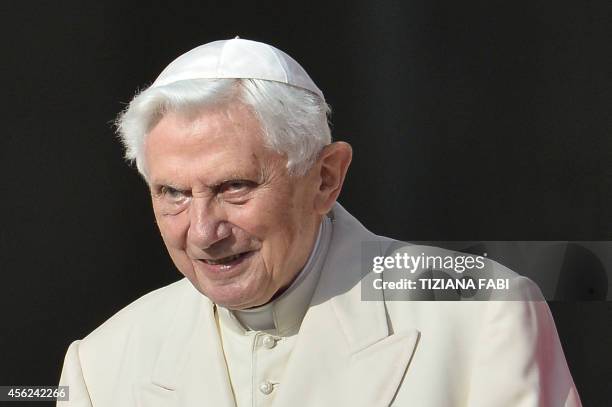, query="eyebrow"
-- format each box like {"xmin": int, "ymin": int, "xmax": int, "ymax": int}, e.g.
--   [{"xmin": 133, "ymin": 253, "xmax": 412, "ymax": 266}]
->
[{"xmin": 151, "ymin": 171, "xmax": 263, "ymax": 191}]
